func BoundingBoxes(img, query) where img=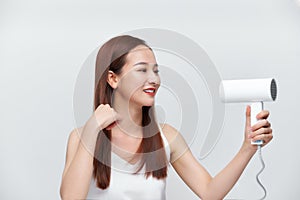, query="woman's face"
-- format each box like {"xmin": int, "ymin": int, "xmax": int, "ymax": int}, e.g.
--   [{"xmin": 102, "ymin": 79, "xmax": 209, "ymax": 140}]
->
[{"xmin": 115, "ymin": 45, "xmax": 160, "ymax": 107}]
